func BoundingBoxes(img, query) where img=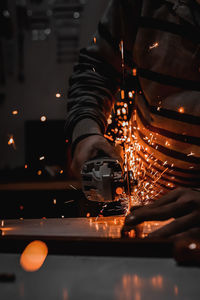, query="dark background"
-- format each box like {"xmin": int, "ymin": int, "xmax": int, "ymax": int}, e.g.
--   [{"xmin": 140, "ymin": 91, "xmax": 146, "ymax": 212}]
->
[{"xmin": 0, "ymin": 0, "xmax": 108, "ymax": 219}]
